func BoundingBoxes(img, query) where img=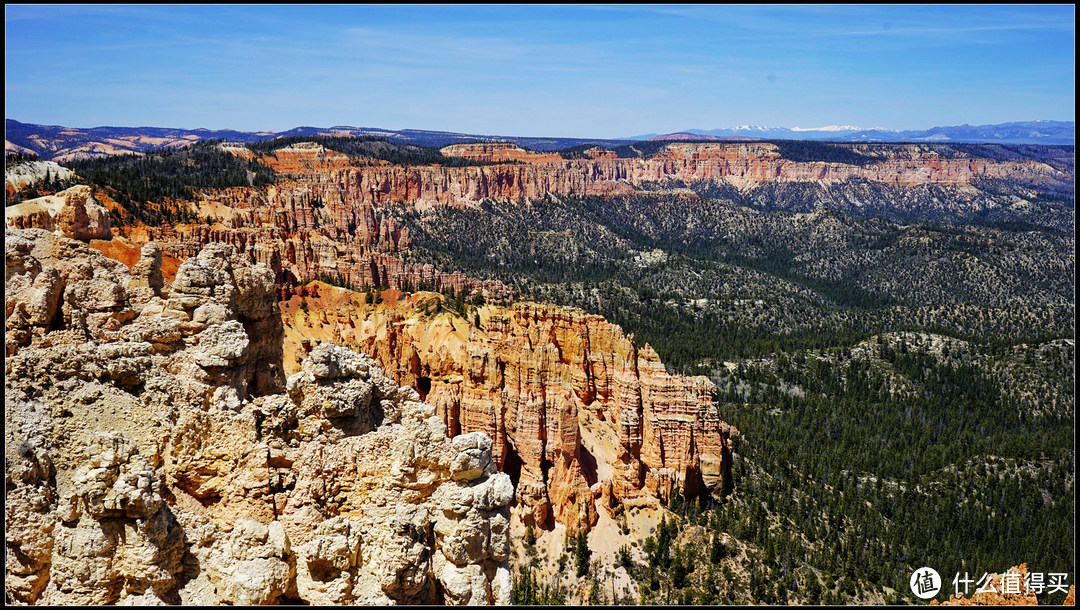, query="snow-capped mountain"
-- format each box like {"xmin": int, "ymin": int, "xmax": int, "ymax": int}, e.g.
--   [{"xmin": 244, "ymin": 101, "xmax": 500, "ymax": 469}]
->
[{"xmin": 631, "ymin": 121, "xmax": 1072, "ymax": 144}]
